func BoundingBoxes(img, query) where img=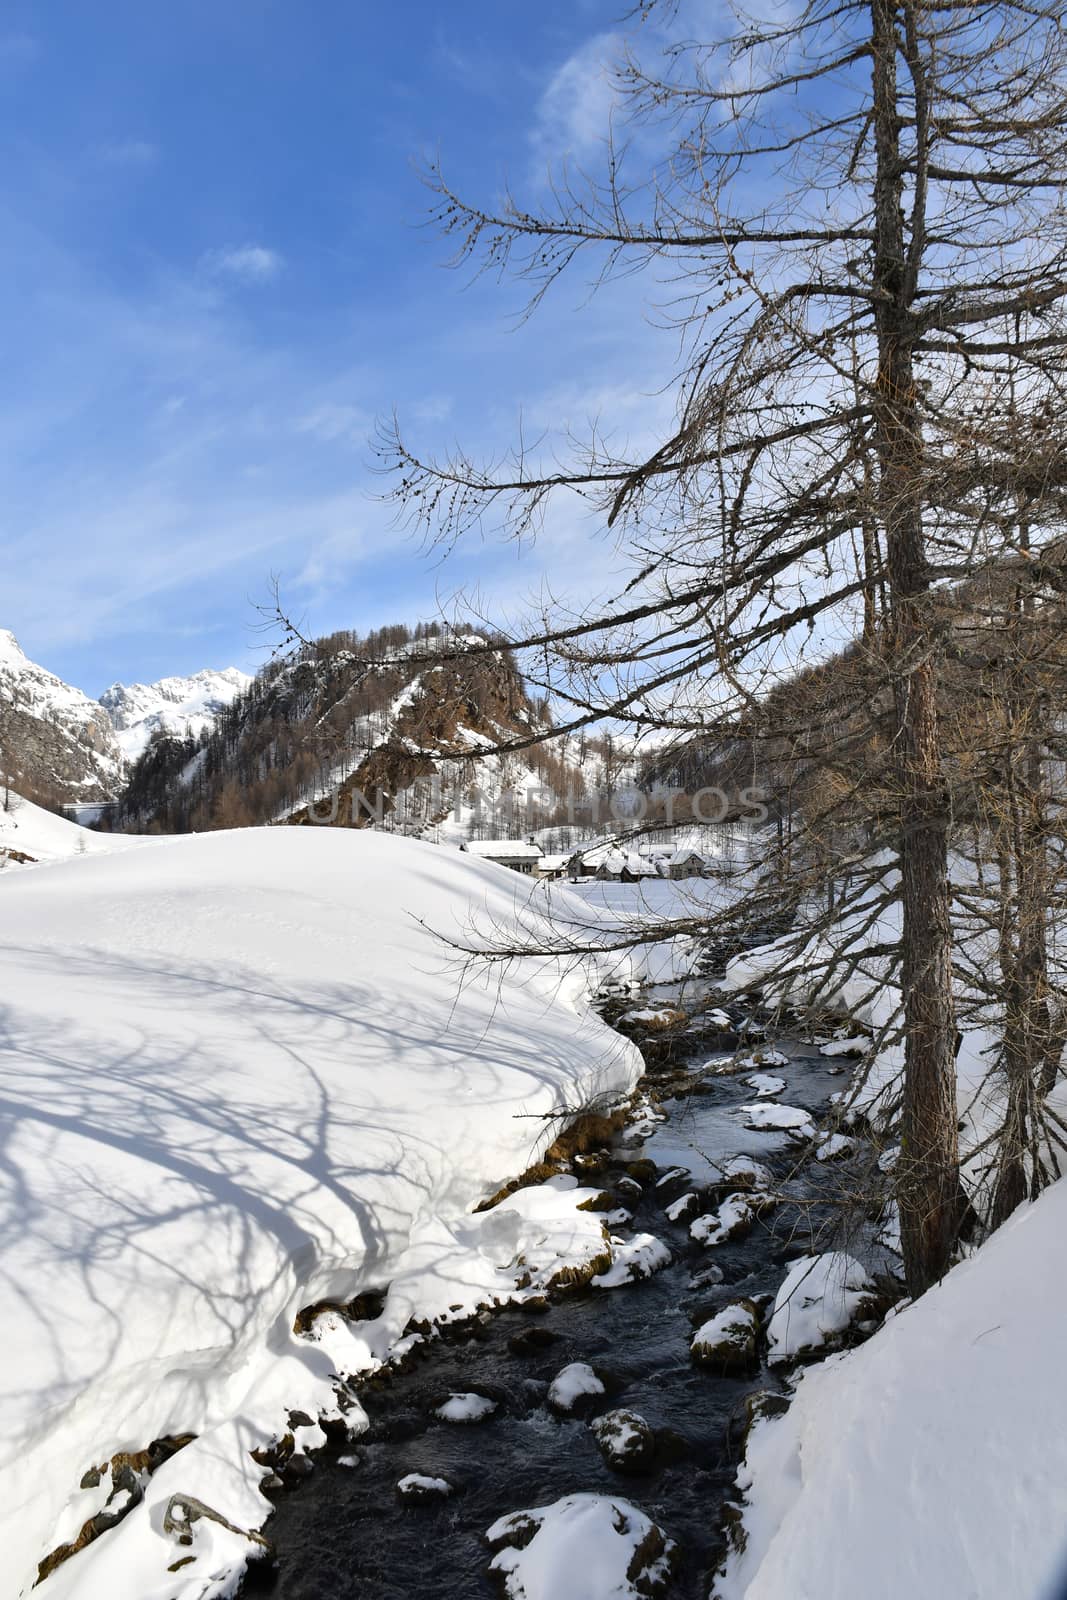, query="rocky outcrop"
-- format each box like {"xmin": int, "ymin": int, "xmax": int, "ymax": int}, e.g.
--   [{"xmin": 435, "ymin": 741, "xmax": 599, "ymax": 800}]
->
[
  {"xmin": 0, "ymin": 630, "xmax": 122, "ymax": 803},
  {"xmin": 112, "ymin": 624, "xmax": 577, "ymax": 835}
]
